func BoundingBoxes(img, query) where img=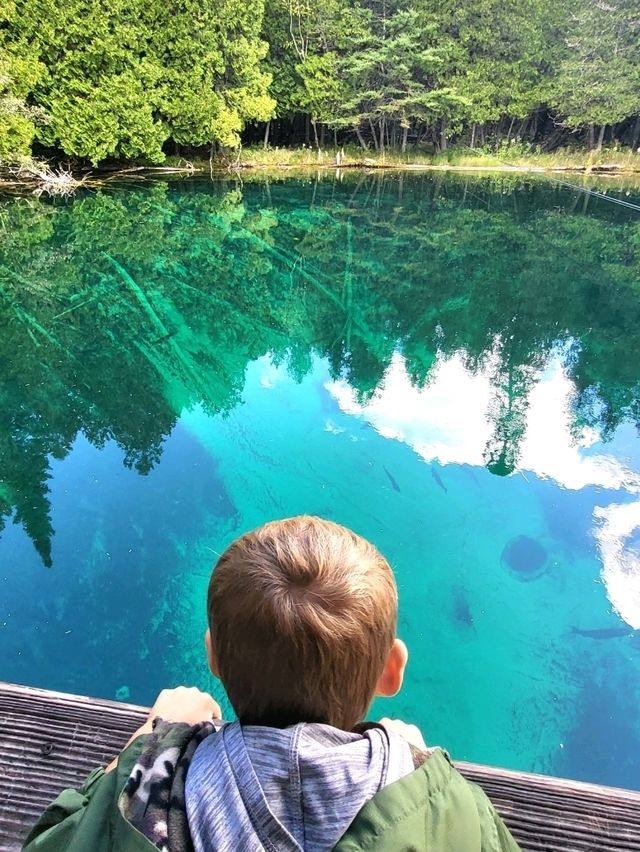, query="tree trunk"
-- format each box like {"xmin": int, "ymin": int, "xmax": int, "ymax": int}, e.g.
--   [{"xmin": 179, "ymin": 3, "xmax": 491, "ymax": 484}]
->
[
  {"xmin": 596, "ymin": 124, "xmax": 606, "ymax": 152},
  {"xmin": 379, "ymin": 117, "xmax": 385, "ymax": 155},
  {"xmin": 470, "ymin": 124, "xmax": 476, "ymax": 149},
  {"xmin": 263, "ymin": 120, "xmax": 270, "ymax": 150},
  {"xmin": 355, "ymin": 126, "xmax": 368, "ymax": 150},
  {"xmin": 320, "ymin": 123, "xmax": 325, "ymax": 148},
  {"xmin": 312, "ymin": 119, "xmax": 320, "ymax": 152},
  {"xmin": 368, "ymin": 118, "xmax": 379, "ymax": 150},
  {"xmin": 401, "ymin": 125, "xmax": 408, "ymax": 153},
  {"xmin": 440, "ymin": 127, "xmax": 448, "ymax": 151},
  {"xmin": 588, "ymin": 124, "xmax": 595, "ymax": 149},
  {"xmin": 506, "ymin": 116, "xmax": 516, "ymax": 143},
  {"xmin": 333, "ymin": 128, "xmax": 338, "ymax": 147},
  {"xmin": 517, "ymin": 117, "xmax": 528, "ymax": 140},
  {"xmin": 540, "ymin": 126, "xmax": 564, "ymax": 152},
  {"xmin": 632, "ymin": 115, "xmax": 640, "ymax": 150},
  {"xmin": 391, "ymin": 122, "xmax": 397, "ymax": 149}
]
